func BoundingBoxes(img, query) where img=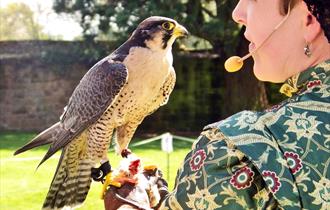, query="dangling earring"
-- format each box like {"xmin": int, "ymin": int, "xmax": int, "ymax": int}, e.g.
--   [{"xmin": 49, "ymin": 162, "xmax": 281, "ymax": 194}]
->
[{"xmin": 304, "ymin": 42, "xmax": 312, "ymax": 57}]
